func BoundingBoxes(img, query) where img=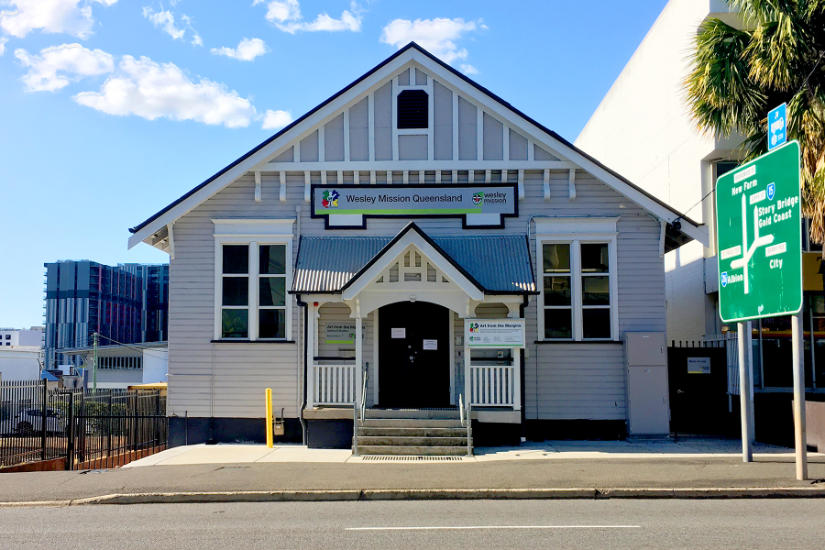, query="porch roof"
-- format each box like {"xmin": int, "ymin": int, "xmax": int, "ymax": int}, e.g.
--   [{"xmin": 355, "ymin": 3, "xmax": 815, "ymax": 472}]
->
[{"xmin": 293, "ymin": 231, "xmax": 536, "ymax": 295}]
